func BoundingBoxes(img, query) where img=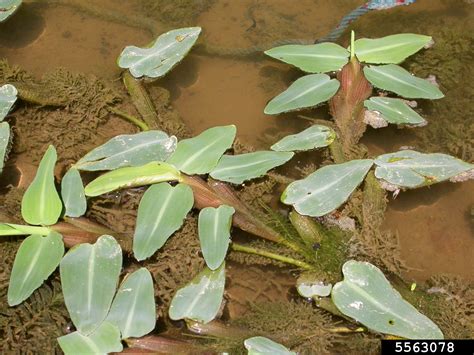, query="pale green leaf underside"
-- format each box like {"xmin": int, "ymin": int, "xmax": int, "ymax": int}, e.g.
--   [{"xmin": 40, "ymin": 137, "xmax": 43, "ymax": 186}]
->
[
  {"xmin": 58, "ymin": 321, "xmax": 123, "ymax": 355},
  {"xmin": 133, "ymin": 183, "xmax": 194, "ymax": 261},
  {"xmin": 363, "ymin": 64, "xmax": 444, "ymax": 99},
  {"xmin": 265, "ymin": 42, "xmax": 349, "ymax": 73},
  {"xmin": 198, "ymin": 205, "xmax": 235, "ymax": 270},
  {"xmin": 0, "ymin": 84, "xmax": 17, "ymax": 120},
  {"xmin": 60, "ymin": 235, "xmax": 122, "ymax": 335},
  {"xmin": 106, "ymin": 268, "xmax": 156, "ymax": 339},
  {"xmin": 84, "ymin": 161, "xmax": 181, "ymax": 197},
  {"xmin": 264, "ymin": 74, "xmax": 340, "ymax": 115},
  {"xmin": 169, "ymin": 263, "xmax": 226, "ymax": 324},
  {"xmin": 118, "ymin": 27, "xmax": 201, "ymax": 79},
  {"xmin": 297, "ymin": 282, "xmax": 332, "ymax": 298},
  {"xmin": 244, "ymin": 336, "xmax": 296, "ymax": 355},
  {"xmin": 282, "ymin": 159, "xmax": 373, "ymax": 217},
  {"xmin": 355, "ymin": 34, "xmax": 432, "ymax": 64},
  {"xmin": 76, "ymin": 131, "xmax": 177, "ymax": 171},
  {"xmin": 61, "ymin": 168, "xmax": 87, "ymax": 218},
  {"xmin": 21, "ymin": 145, "xmax": 63, "ymax": 226},
  {"xmin": 364, "ymin": 97, "xmax": 426, "ymax": 125},
  {"xmin": 271, "ymin": 124, "xmax": 335, "ymax": 152},
  {"xmin": 0, "ymin": 223, "xmax": 50, "ymax": 236},
  {"xmin": 0, "ymin": 0, "xmax": 22, "ymax": 22},
  {"xmin": 8, "ymin": 232, "xmax": 64, "ymax": 306},
  {"xmin": 167, "ymin": 125, "xmax": 236, "ymax": 174},
  {"xmin": 374, "ymin": 150, "xmax": 473, "ymax": 188},
  {"xmin": 0, "ymin": 122, "xmax": 10, "ymax": 173},
  {"xmin": 210, "ymin": 151, "xmax": 294, "ymax": 184},
  {"xmin": 332, "ymin": 260, "xmax": 443, "ymax": 339}
]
